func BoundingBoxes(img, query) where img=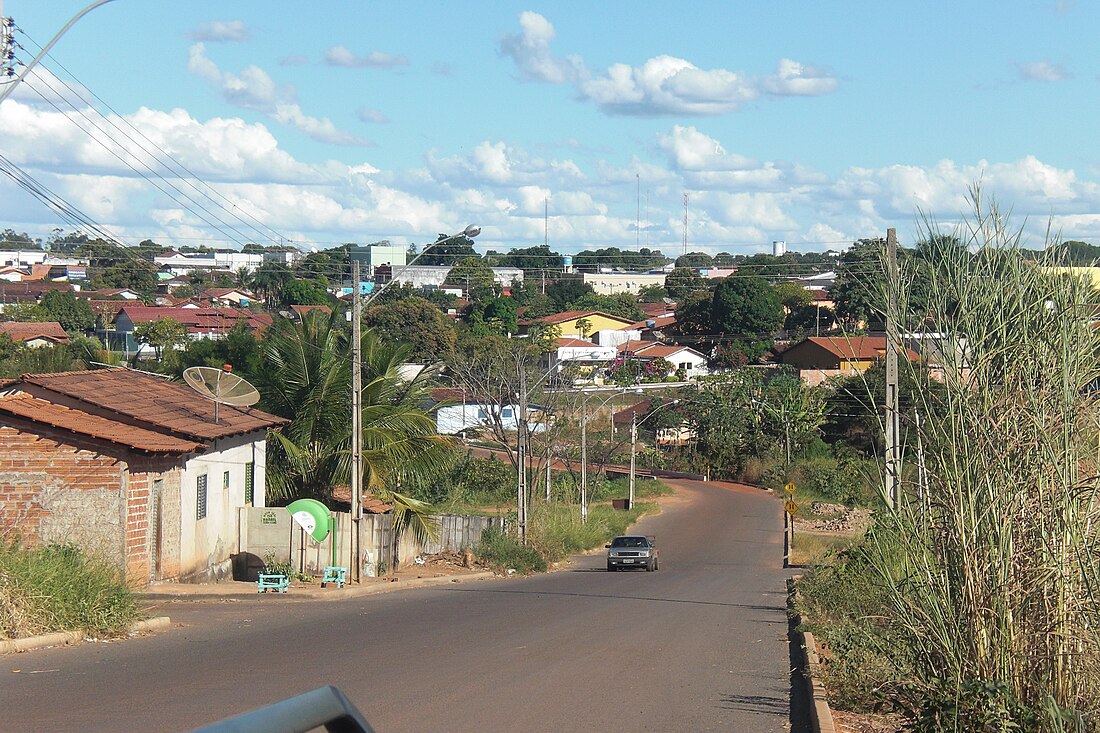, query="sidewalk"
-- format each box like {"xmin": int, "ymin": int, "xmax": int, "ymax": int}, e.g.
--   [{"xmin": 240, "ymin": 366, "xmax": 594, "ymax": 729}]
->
[{"xmin": 140, "ymin": 570, "xmax": 498, "ymax": 603}]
